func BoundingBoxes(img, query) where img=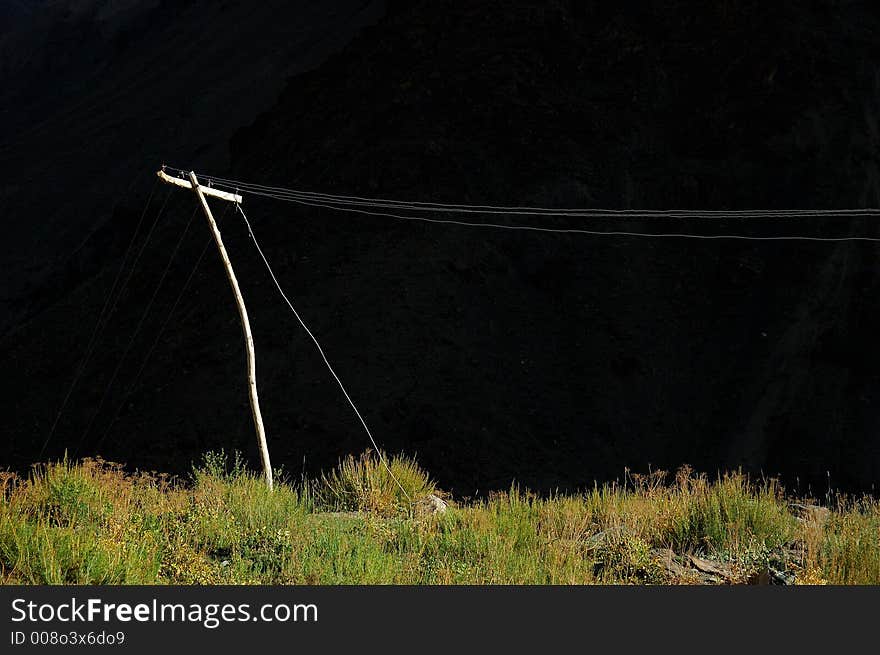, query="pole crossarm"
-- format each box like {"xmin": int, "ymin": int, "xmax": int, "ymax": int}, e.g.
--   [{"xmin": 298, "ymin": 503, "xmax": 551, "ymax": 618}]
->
[{"xmin": 157, "ymin": 169, "xmax": 243, "ymax": 204}]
